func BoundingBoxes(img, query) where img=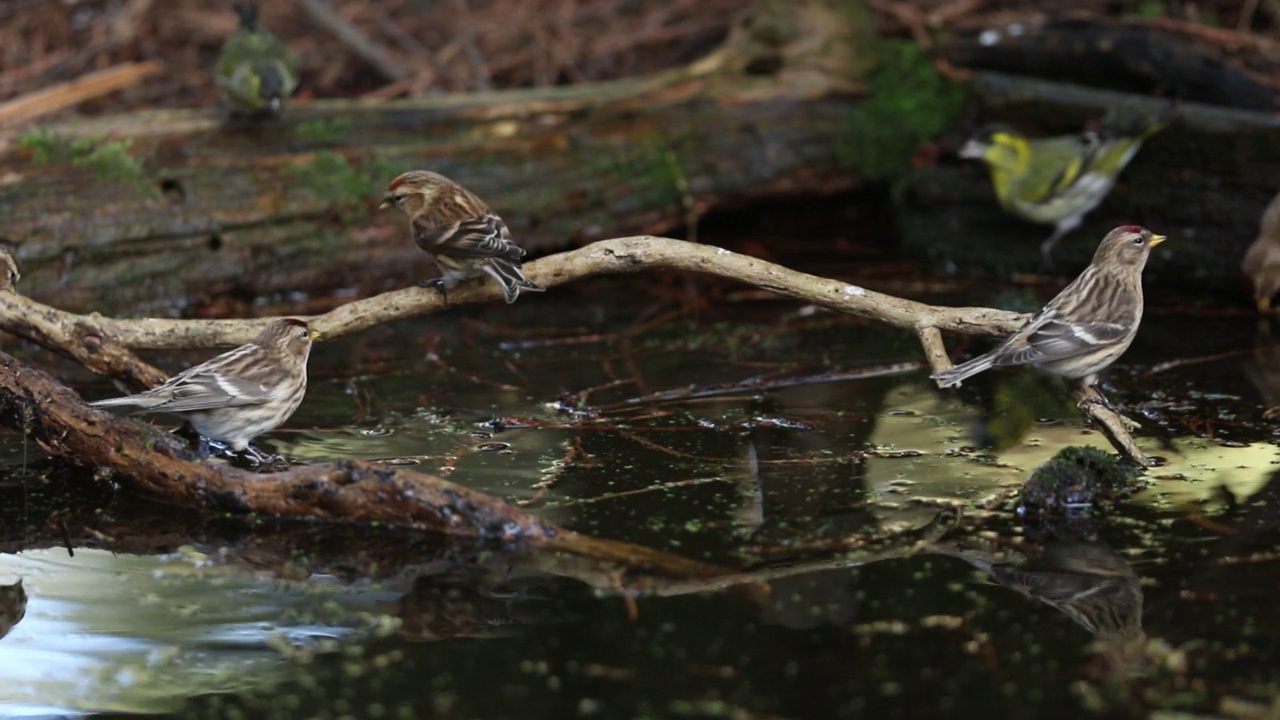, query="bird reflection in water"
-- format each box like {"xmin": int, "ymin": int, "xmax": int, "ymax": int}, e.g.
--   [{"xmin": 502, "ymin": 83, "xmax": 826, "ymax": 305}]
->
[
  {"xmin": 0, "ymin": 579, "xmax": 26, "ymax": 642},
  {"xmin": 931, "ymin": 539, "xmax": 1146, "ymax": 670}
]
